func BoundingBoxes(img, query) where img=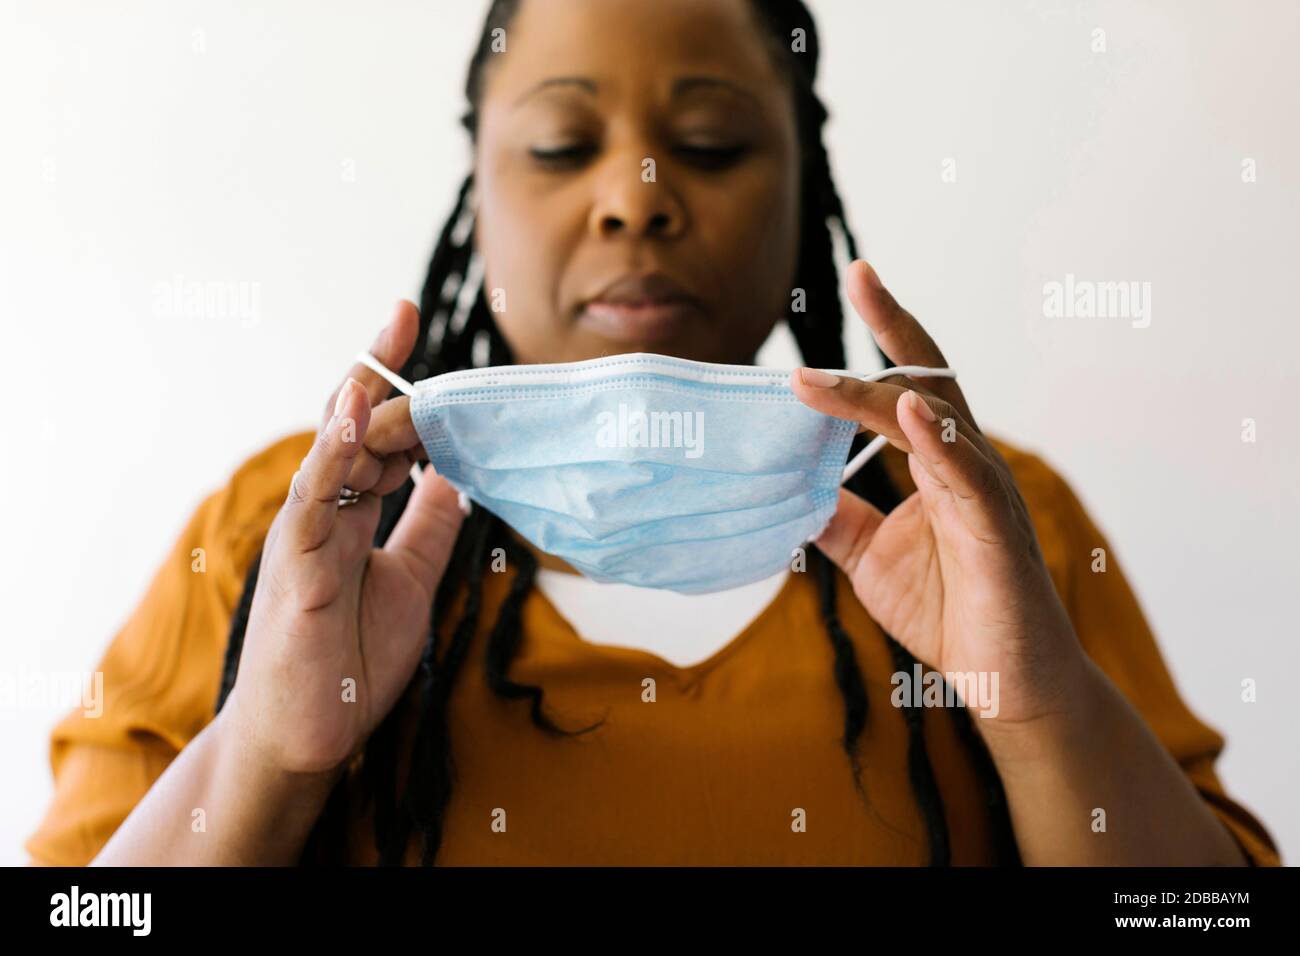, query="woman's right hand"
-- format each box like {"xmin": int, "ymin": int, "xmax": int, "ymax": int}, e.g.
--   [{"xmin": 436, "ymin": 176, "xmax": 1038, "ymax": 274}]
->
[{"xmin": 223, "ymin": 300, "xmax": 466, "ymax": 776}]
